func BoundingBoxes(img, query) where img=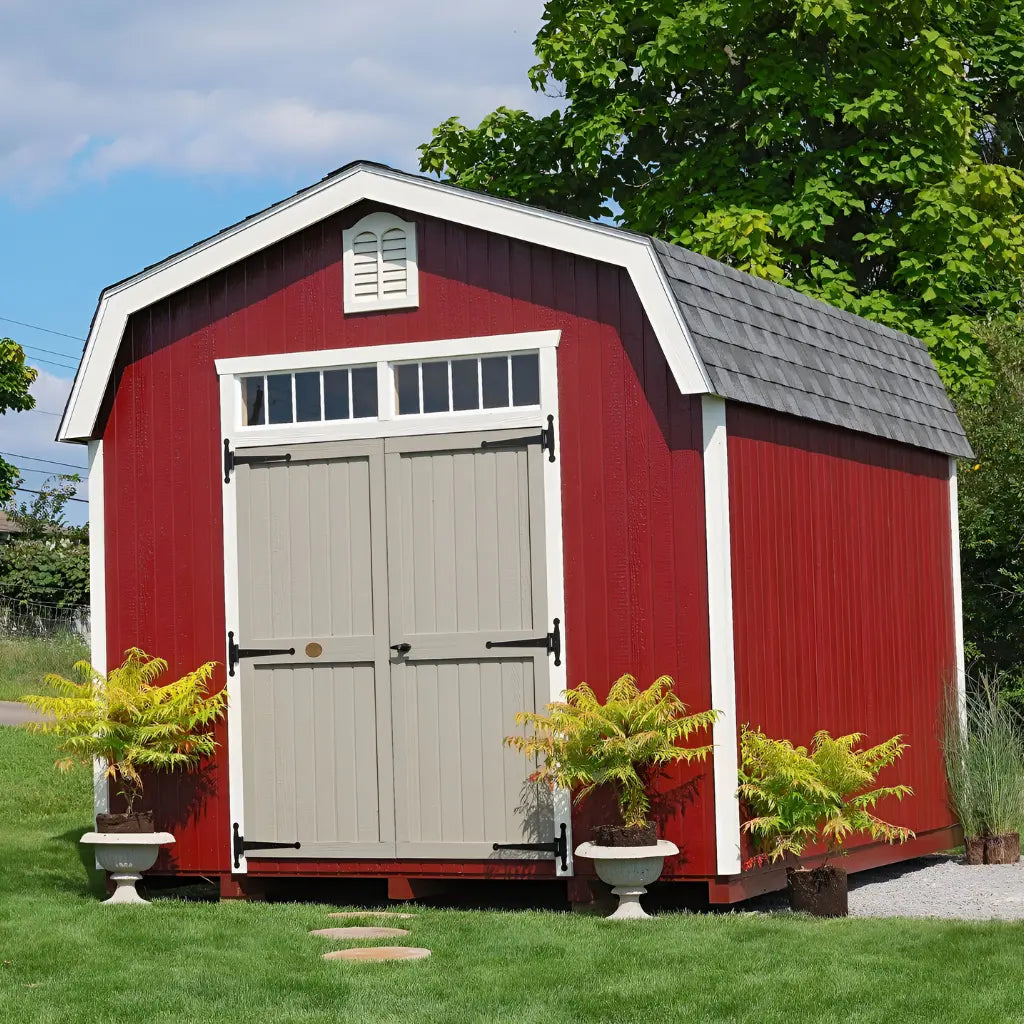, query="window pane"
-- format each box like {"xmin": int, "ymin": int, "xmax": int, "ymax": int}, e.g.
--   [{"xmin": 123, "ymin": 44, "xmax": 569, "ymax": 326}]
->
[
  {"xmin": 295, "ymin": 372, "xmax": 321, "ymax": 422},
  {"xmin": 267, "ymin": 374, "xmax": 293, "ymax": 424},
  {"xmin": 243, "ymin": 377, "xmax": 265, "ymax": 426},
  {"xmin": 396, "ymin": 363, "xmax": 420, "ymax": 415},
  {"xmin": 481, "ymin": 356, "xmax": 510, "ymax": 409},
  {"xmin": 323, "ymin": 369, "xmax": 350, "ymax": 420},
  {"xmin": 451, "ymin": 359, "xmax": 478, "ymax": 411},
  {"xmin": 351, "ymin": 366, "xmax": 379, "ymax": 418},
  {"xmin": 511, "ymin": 354, "xmax": 540, "ymax": 407},
  {"xmin": 422, "ymin": 361, "xmax": 450, "ymax": 414}
]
